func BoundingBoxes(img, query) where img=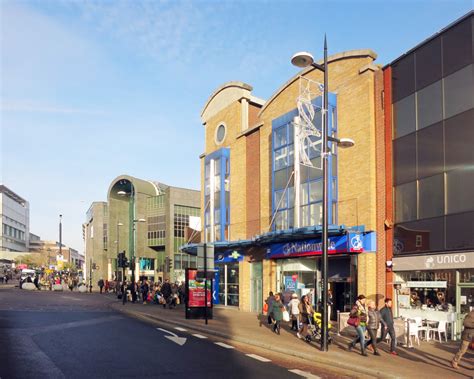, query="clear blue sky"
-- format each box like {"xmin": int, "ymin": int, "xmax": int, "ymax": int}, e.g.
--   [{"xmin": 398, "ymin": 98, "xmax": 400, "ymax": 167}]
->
[{"xmin": 1, "ymin": 0, "xmax": 472, "ymax": 251}]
